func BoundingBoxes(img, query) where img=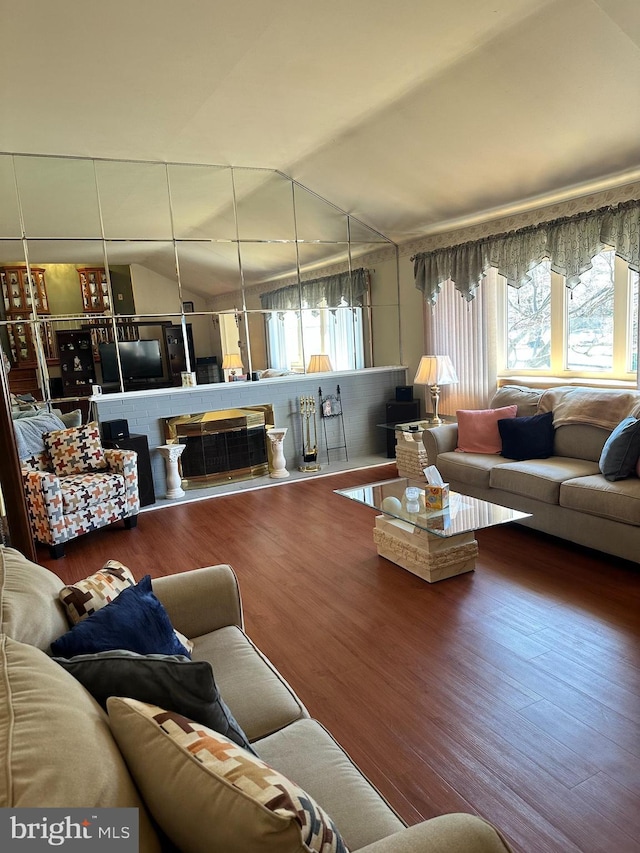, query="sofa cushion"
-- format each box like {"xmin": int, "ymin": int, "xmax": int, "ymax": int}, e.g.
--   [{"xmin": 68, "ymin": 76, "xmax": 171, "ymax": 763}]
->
[
  {"xmin": 436, "ymin": 451, "xmax": 508, "ymax": 490},
  {"xmin": 43, "ymin": 420, "xmax": 108, "ymax": 477},
  {"xmin": 55, "ymin": 649, "xmax": 255, "ymax": 753},
  {"xmin": 191, "ymin": 625, "xmax": 308, "ymax": 741},
  {"xmin": 107, "ymin": 697, "xmax": 349, "ymax": 853},
  {"xmin": 456, "ymin": 406, "xmax": 517, "ymax": 453},
  {"xmin": 498, "ymin": 411, "xmax": 555, "ymax": 460},
  {"xmin": 0, "ymin": 546, "xmax": 68, "ymax": 650},
  {"xmin": 490, "ymin": 385, "xmax": 541, "ymax": 417},
  {"xmin": 51, "ymin": 575, "xmax": 191, "ymax": 658},
  {"xmin": 553, "ymin": 423, "xmax": 610, "ymax": 462},
  {"xmin": 0, "ymin": 636, "xmax": 161, "ymax": 852},
  {"xmin": 598, "ymin": 417, "xmax": 640, "ymax": 481},
  {"xmin": 489, "ymin": 458, "xmax": 601, "ymax": 504},
  {"xmin": 560, "ymin": 475, "xmax": 640, "ymax": 526},
  {"xmin": 255, "ymin": 718, "xmax": 405, "ymax": 852}
]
